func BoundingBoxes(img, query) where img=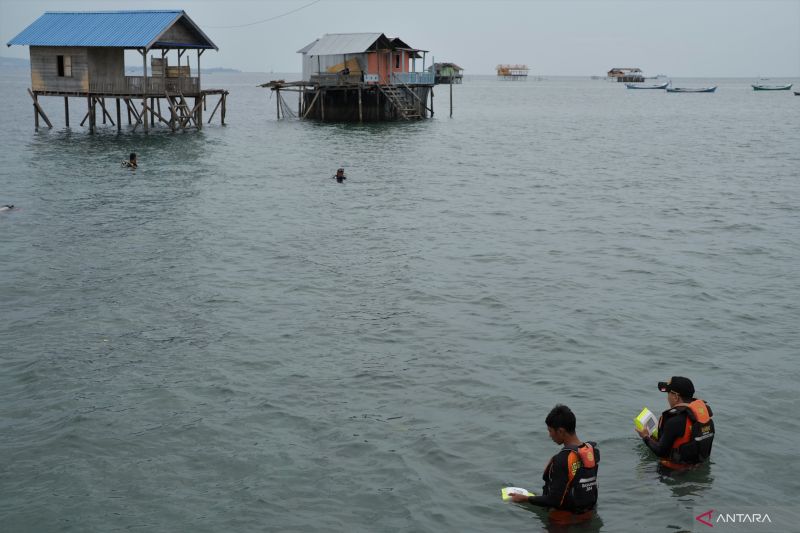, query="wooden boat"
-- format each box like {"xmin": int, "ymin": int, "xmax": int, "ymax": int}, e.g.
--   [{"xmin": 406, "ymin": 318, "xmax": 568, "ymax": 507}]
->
[
  {"xmin": 625, "ymin": 82, "xmax": 669, "ymax": 89},
  {"xmin": 752, "ymin": 83, "xmax": 792, "ymax": 91},
  {"xmin": 666, "ymin": 86, "xmax": 717, "ymax": 93}
]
